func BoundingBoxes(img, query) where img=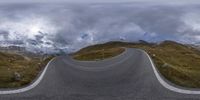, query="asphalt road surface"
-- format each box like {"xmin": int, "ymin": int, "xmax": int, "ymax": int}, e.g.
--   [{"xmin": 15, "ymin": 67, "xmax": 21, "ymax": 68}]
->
[{"xmin": 1, "ymin": 48, "xmax": 200, "ymax": 100}]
